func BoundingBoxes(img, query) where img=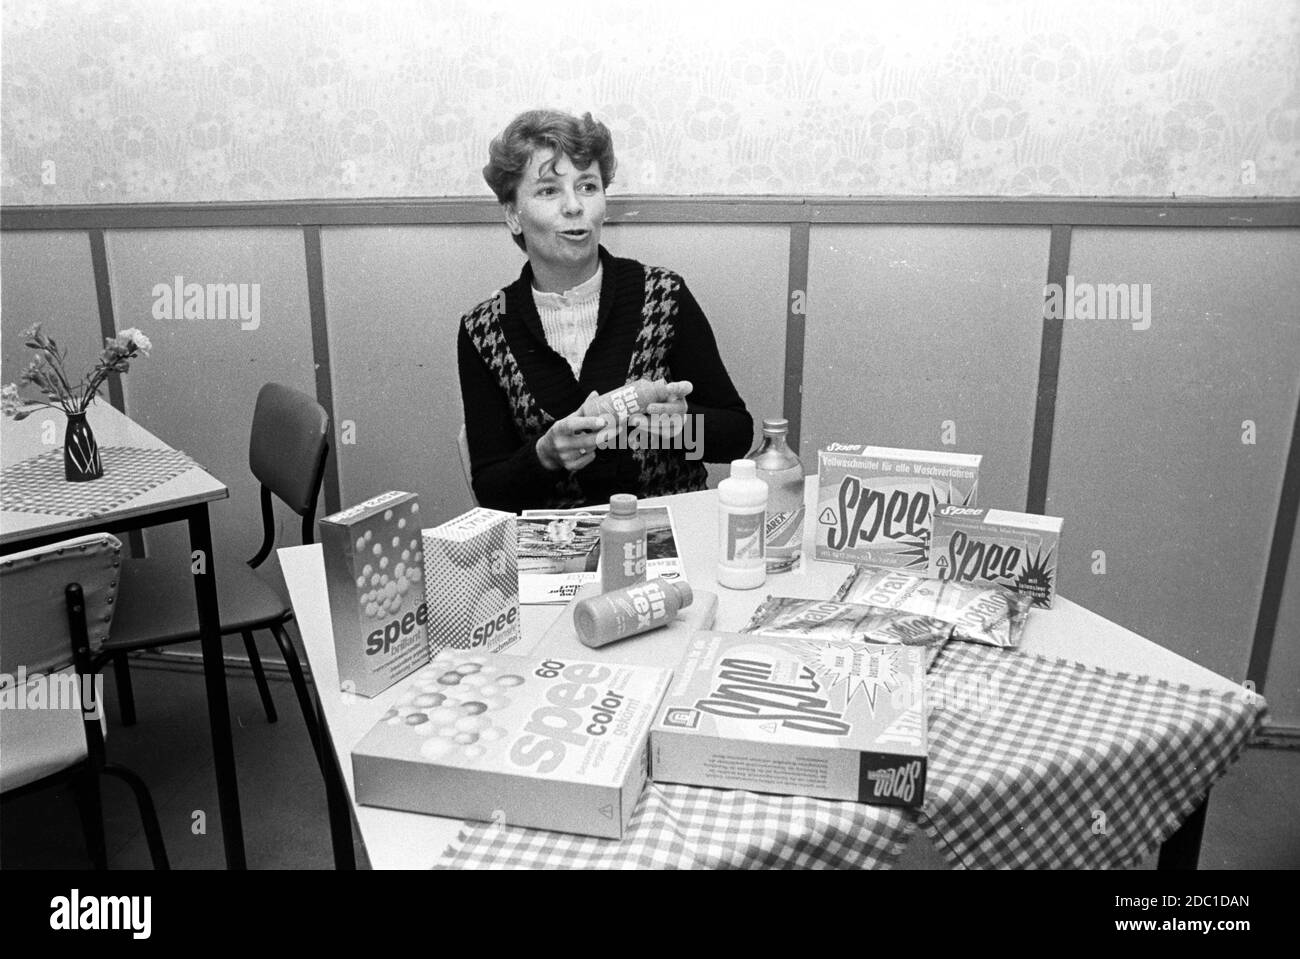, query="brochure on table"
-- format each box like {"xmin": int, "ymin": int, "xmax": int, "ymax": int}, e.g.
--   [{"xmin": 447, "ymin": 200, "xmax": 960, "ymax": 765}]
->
[{"xmin": 518, "ymin": 504, "xmax": 686, "ymax": 605}]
